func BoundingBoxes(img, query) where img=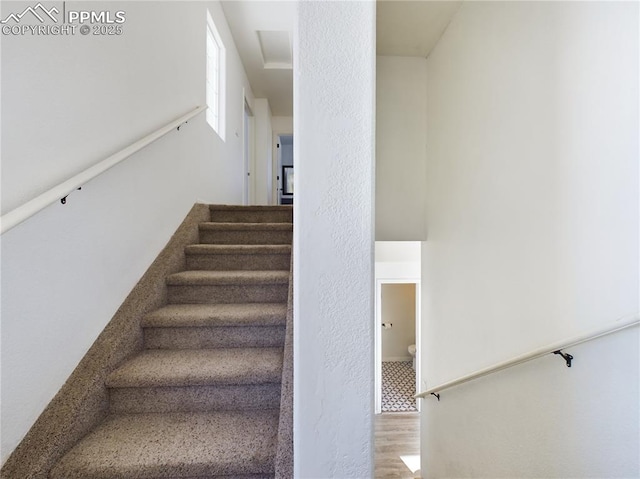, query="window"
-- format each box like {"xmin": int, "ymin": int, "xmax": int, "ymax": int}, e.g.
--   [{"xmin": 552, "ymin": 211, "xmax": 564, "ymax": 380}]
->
[{"xmin": 206, "ymin": 10, "xmax": 226, "ymax": 140}]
